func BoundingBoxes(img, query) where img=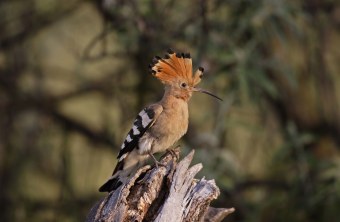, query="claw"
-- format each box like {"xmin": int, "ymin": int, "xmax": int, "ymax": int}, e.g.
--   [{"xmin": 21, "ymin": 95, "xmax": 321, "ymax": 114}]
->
[{"xmin": 166, "ymin": 148, "xmax": 178, "ymax": 158}]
